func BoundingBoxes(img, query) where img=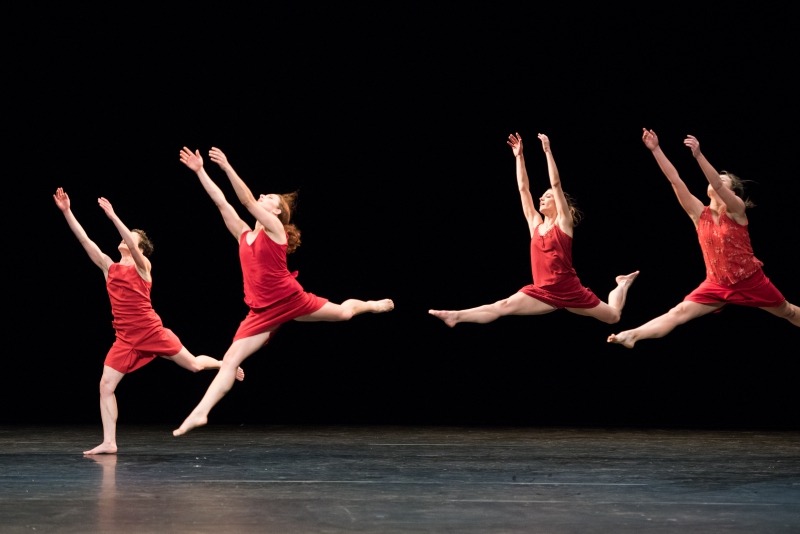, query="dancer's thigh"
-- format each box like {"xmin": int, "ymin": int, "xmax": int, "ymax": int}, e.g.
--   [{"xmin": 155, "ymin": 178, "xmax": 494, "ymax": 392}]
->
[
  {"xmin": 505, "ymin": 292, "xmax": 558, "ymax": 316},
  {"xmin": 224, "ymin": 331, "xmax": 273, "ymax": 366},
  {"xmin": 294, "ymin": 302, "xmax": 348, "ymax": 322},
  {"xmin": 760, "ymin": 300, "xmax": 792, "ymax": 318},
  {"xmin": 100, "ymin": 365, "xmax": 125, "ymax": 392},
  {"xmin": 567, "ymin": 302, "xmax": 618, "ymax": 323}
]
